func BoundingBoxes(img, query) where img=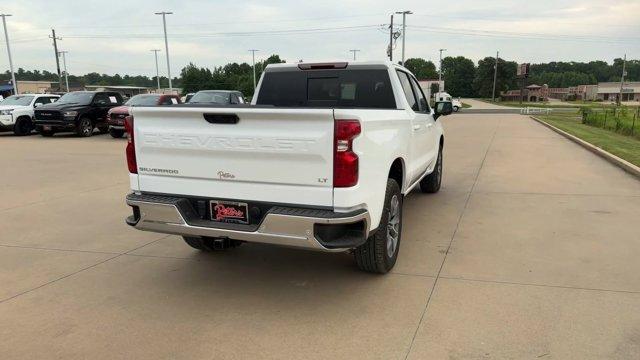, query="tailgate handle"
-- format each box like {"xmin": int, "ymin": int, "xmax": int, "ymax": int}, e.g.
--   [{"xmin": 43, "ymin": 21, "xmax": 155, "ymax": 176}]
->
[{"xmin": 203, "ymin": 113, "xmax": 239, "ymax": 124}]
